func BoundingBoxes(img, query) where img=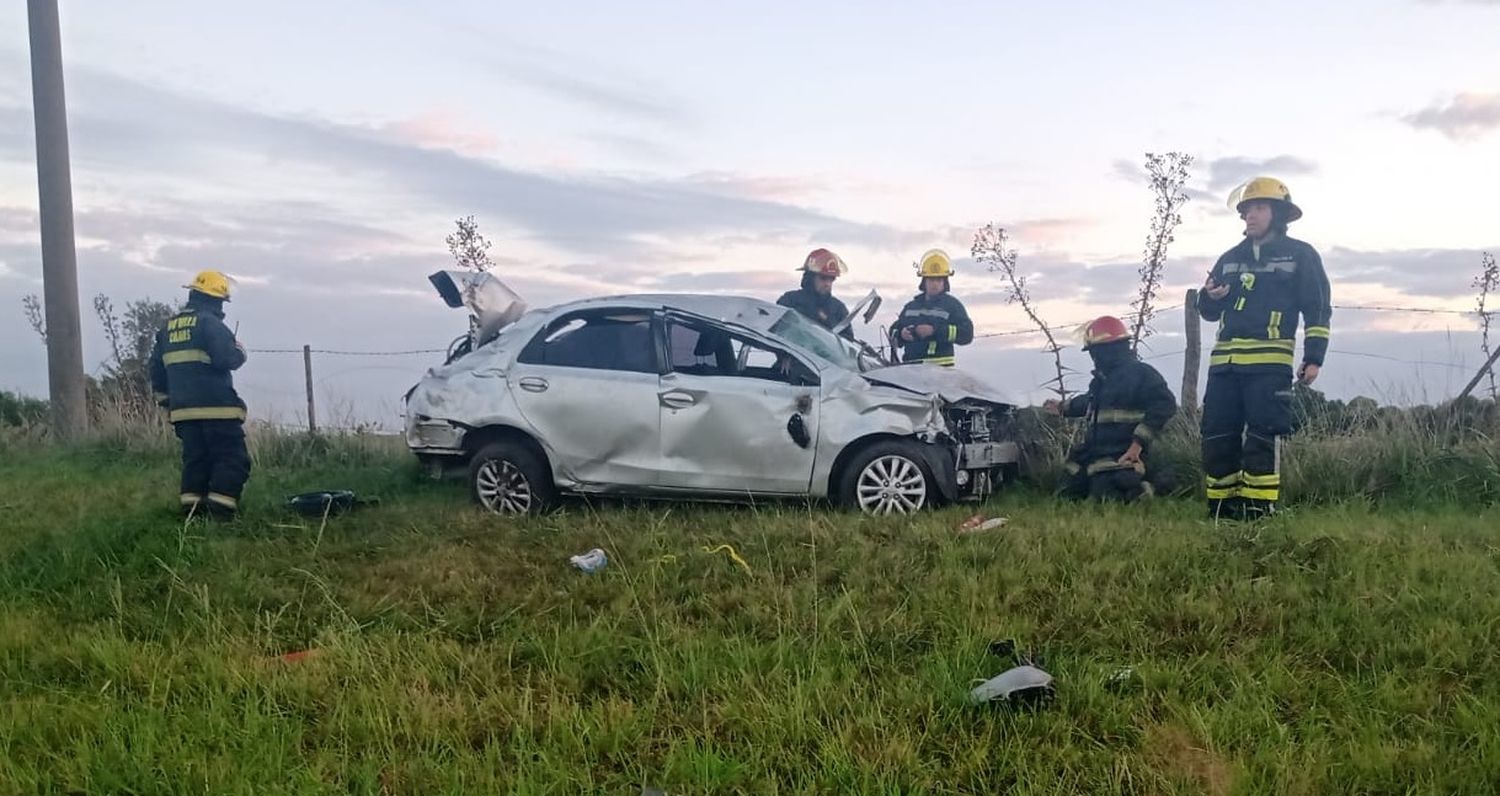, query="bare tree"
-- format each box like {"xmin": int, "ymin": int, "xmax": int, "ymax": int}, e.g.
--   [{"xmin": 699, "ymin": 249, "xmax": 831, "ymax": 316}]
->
[
  {"xmin": 1129, "ymin": 152, "xmax": 1193, "ymax": 349},
  {"xmin": 972, "ymin": 223, "xmax": 1070, "ymax": 400},
  {"xmin": 1475, "ymin": 250, "xmax": 1499, "ymax": 398},
  {"xmin": 22, "ymin": 294, "xmax": 46, "ymax": 343},
  {"xmin": 446, "ymin": 215, "xmax": 494, "ymax": 273},
  {"xmin": 94, "ymin": 294, "xmax": 124, "ymax": 367}
]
